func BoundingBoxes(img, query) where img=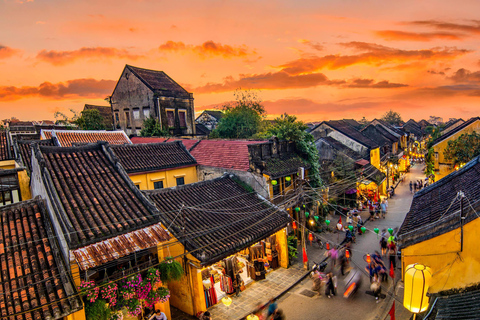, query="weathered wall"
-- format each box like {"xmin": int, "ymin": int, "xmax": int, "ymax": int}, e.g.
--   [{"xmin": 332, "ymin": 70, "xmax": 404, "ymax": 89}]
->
[
  {"xmin": 0, "ymin": 159, "xmax": 15, "ymax": 170},
  {"xmin": 275, "ymin": 228, "xmax": 289, "ymax": 268},
  {"xmin": 128, "ymin": 166, "xmax": 198, "ymax": 190},
  {"xmin": 17, "ymin": 169, "xmax": 31, "ymax": 201}
]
